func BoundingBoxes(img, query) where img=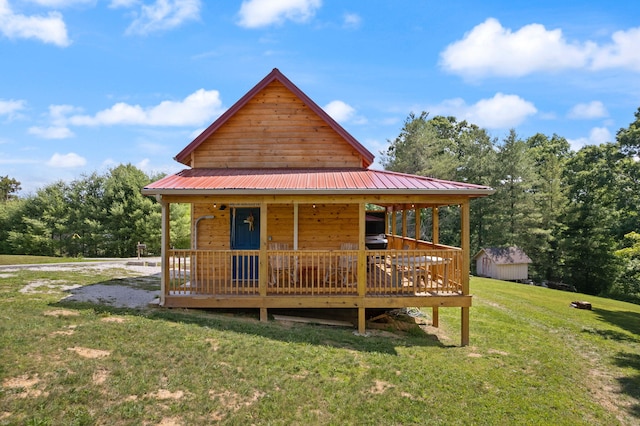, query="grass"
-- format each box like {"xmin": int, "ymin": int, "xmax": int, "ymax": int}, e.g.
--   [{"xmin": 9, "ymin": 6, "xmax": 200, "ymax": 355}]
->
[
  {"xmin": 0, "ymin": 255, "xmax": 91, "ymax": 265},
  {"xmin": 0, "ymin": 264, "xmax": 639, "ymax": 425}
]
